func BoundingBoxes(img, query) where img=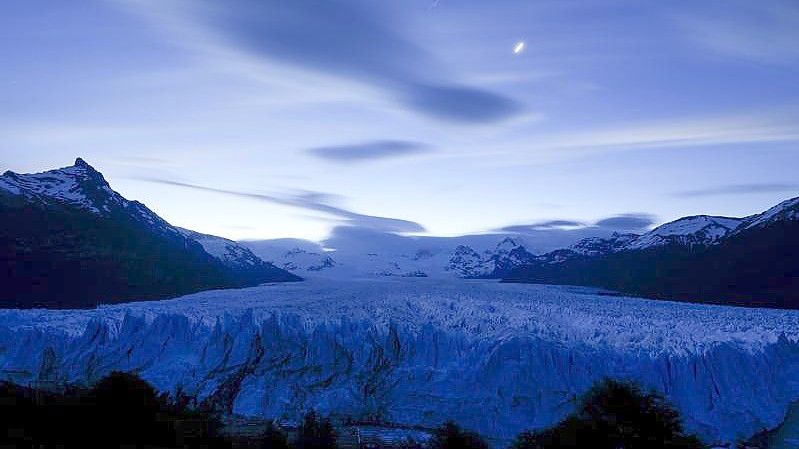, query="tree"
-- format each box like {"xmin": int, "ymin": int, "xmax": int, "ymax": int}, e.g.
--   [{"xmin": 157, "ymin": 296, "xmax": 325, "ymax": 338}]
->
[
  {"xmin": 90, "ymin": 371, "xmax": 162, "ymax": 445},
  {"xmin": 296, "ymin": 410, "xmax": 337, "ymax": 449},
  {"xmin": 260, "ymin": 420, "xmax": 290, "ymax": 449},
  {"xmin": 430, "ymin": 421, "xmax": 490, "ymax": 449},
  {"xmin": 511, "ymin": 379, "xmax": 705, "ymax": 449}
]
